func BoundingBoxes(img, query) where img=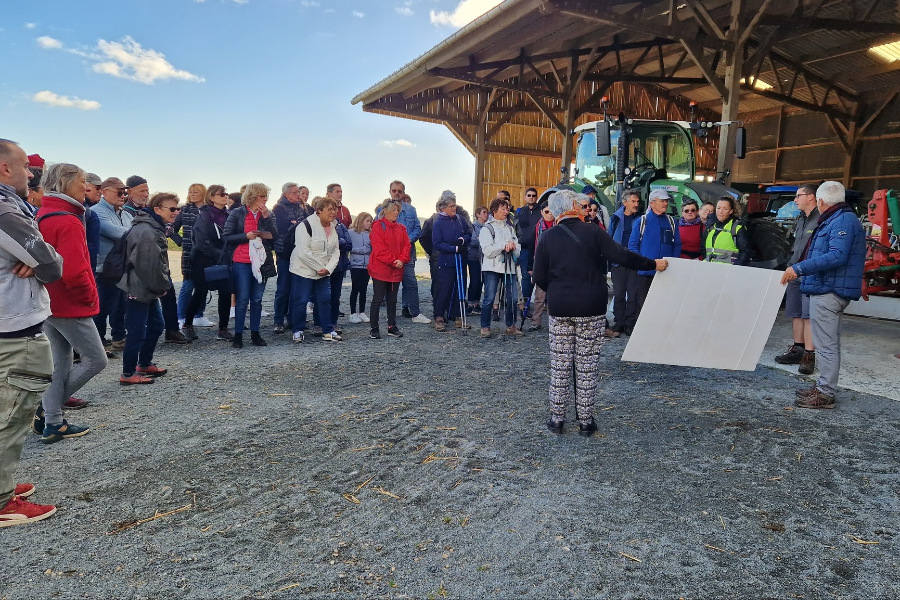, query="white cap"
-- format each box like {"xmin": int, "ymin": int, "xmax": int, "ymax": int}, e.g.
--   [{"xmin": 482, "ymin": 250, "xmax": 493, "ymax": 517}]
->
[{"xmin": 649, "ymin": 189, "xmax": 671, "ymax": 202}]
